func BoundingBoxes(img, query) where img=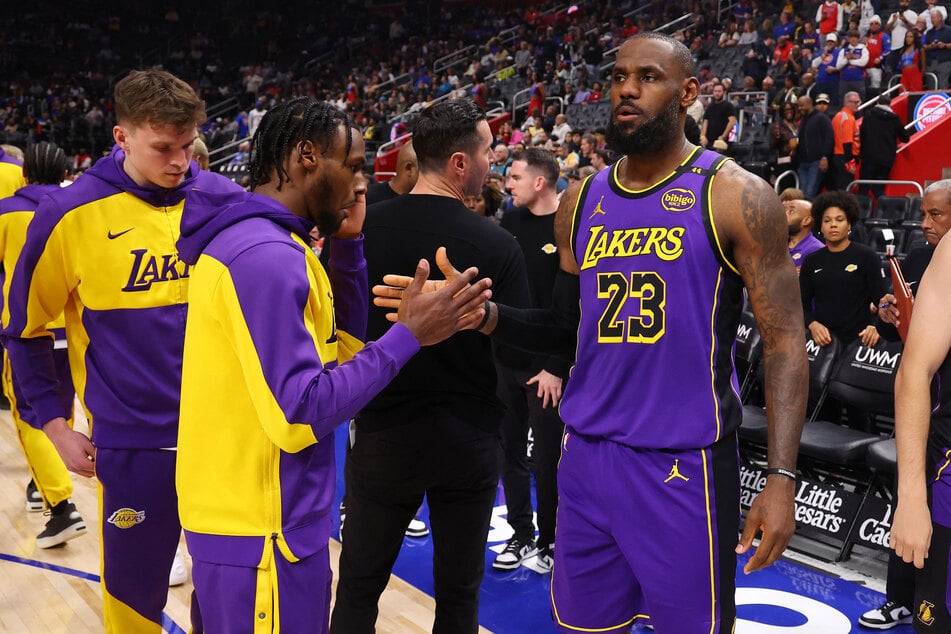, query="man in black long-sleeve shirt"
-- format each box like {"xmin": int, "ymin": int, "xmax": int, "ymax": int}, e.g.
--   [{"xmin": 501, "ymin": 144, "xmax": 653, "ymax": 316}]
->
[
  {"xmin": 795, "ymin": 95, "xmax": 834, "ymax": 199},
  {"xmin": 492, "ymin": 147, "xmax": 570, "ymax": 573},
  {"xmin": 331, "ymin": 100, "xmax": 530, "ymax": 634}
]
